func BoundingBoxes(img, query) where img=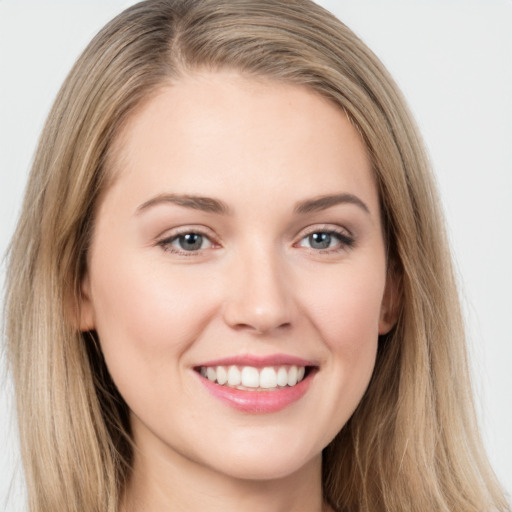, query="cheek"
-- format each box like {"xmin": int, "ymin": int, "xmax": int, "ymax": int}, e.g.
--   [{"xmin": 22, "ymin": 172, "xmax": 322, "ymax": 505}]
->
[
  {"xmin": 297, "ymin": 259, "xmax": 385, "ymax": 404},
  {"xmin": 285, "ymin": 261, "xmax": 385, "ymax": 447},
  {"xmin": 88, "ymin": 254, "xmax": 218, "ymax": 386},
  {"xmin": 303, "ymin": 263, "xmax": 385, "ymax": 346}
]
